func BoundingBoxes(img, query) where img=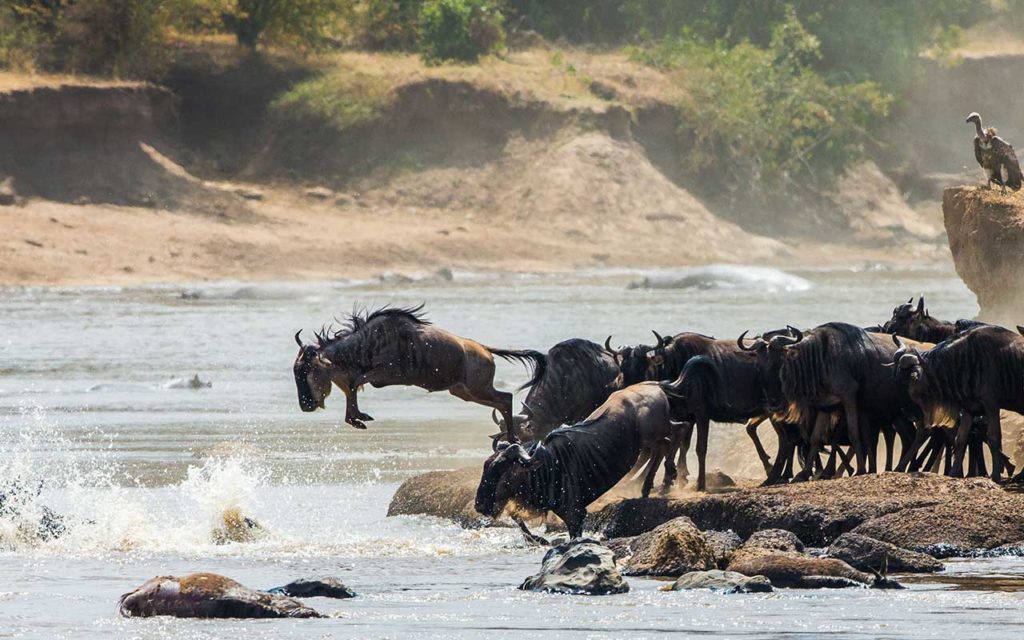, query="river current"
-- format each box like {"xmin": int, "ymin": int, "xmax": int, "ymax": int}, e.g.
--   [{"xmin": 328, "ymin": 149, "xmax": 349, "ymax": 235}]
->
[{"xmin": 3, "ymin": 264, "xmax": 1024, "ymax": 639}]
